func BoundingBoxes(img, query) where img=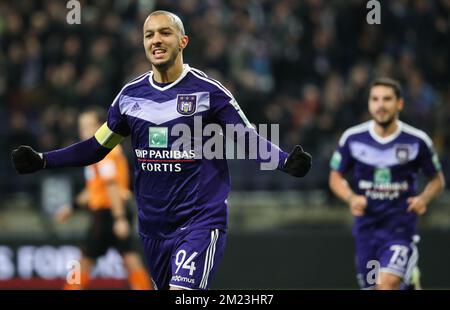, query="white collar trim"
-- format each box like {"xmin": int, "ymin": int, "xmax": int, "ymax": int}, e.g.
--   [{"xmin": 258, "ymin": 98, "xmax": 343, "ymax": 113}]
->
[
  {"xmin": 148, "ymin": 64, "xmax": 191, "ymax": 91},
  {"xmin": 369, "ymin": 120, "xmax": 403, "ymax": 144}
]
